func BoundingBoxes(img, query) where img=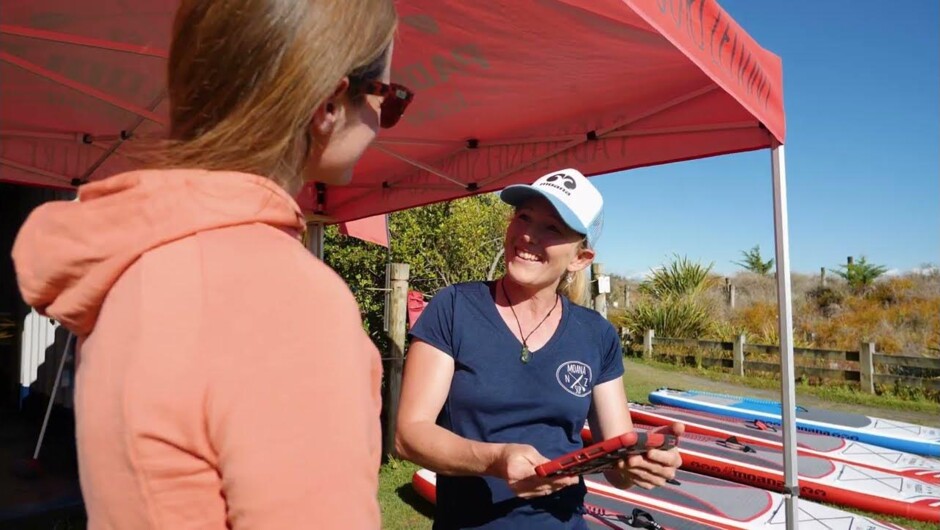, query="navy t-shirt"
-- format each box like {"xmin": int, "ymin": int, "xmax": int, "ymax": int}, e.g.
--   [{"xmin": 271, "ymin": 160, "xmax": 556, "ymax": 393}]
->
[{"xmin": 409, "ymin": 281, "xmax": 625, "ymax": 529}]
